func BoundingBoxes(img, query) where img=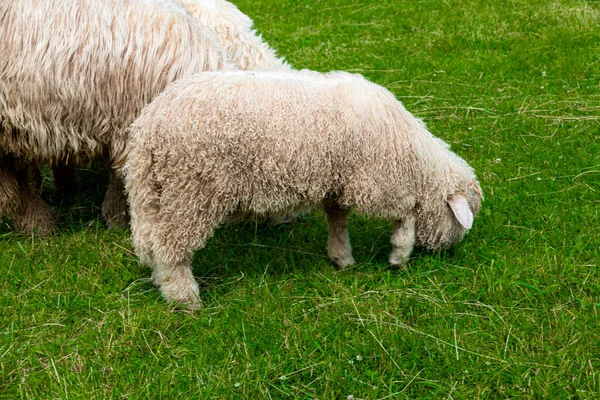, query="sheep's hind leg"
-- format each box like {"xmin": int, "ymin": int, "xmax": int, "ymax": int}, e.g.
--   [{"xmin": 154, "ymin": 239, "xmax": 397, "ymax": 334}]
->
[
  {"xmin": 149, "ymin": 197, "xmax": 228, "ymax": 310},
  {"xmin": 0, "ymin": 168, "xmax": 23, "ymax": 224},
  {"xmin": 323, "ymin": 198, "xmax": 354, "ymax": 268}
]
